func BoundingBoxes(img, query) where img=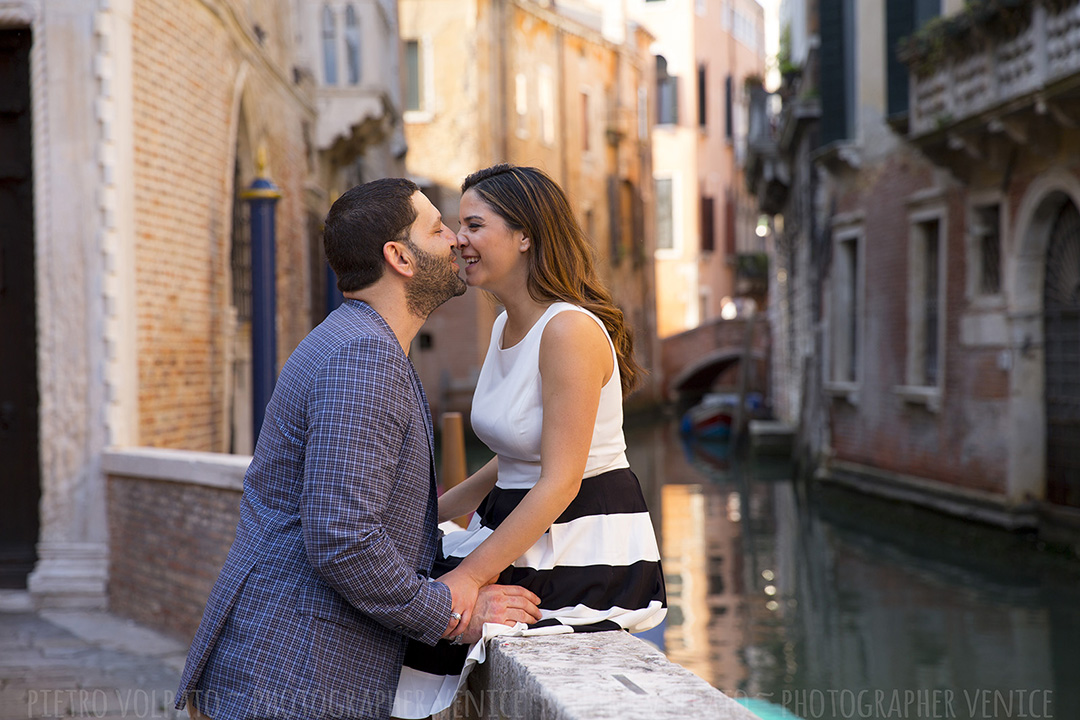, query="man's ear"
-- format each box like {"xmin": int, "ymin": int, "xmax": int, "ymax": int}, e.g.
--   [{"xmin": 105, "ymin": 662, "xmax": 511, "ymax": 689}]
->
[{"xmin": 383, "ymin": 241, "xmax": 415, "ymax": 278}]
